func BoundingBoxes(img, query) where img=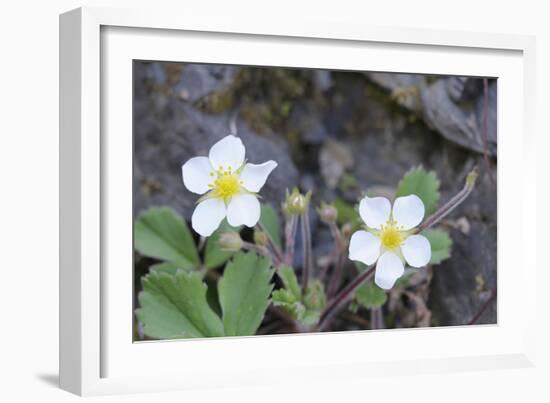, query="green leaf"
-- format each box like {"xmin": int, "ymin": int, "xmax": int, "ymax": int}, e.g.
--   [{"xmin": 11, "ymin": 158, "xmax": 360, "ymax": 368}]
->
[
  {"xmin": 149, "ymin": 261, "xmax": 185, "ymax": 276},
  {"xmin": 259, "ymin": 204, "xmax": 282, "ymax": 248},
  {"xmin": 271, "ymin": 289, "xmax": 299, "ymax": 305},
  {"xmin": 218, "ymin": 252, "xmax": 275, "ymax": 336},
  {"xmin": 355, "ymin": 281, "xmax": 387, "ymax": 309},
  {"xmin": 272, "ymin": 272, "xmax": 326, "ymax": 327},
  {"xmin": 354, "ymin": 261, "xmax": 368, "ymax": 272},
  {"xmin": 301, "ymin": 280, "xmax": 327, "ymax": 325},
  {"xmin": 395, "ymin": 166, "xmax": 440, "ymax": 215},
  {"xmin": 422, "ymin": 228, "xmax": 453, "ymax": 264},
  {"xmin": 134, "ymin": 207, "xmax": 200, "ymax": 269},
  {"xmin": 136, "ymin": 270, "xmax": 224, "ymax": 339},
  {"xmin": 277, "ymin": 265, "xmax": 302, "ymax": 300},
  {"xmin": 303, "ymin": 280, "xmax": 327, "ymax": 312},
  {"xmin": 333, "ymin": 197, "xmax": 362, "ymax": 229},
  {"xmin": 204, "ymin": 220, "xmax": 240, "ymax": 269},
  {"xmin": 272, "ymin": 289, "xmax": 306, "ymax": 320},
  {"xmin": 301, "ymin": 310, "xmax": 322, "ymax": 326}
]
